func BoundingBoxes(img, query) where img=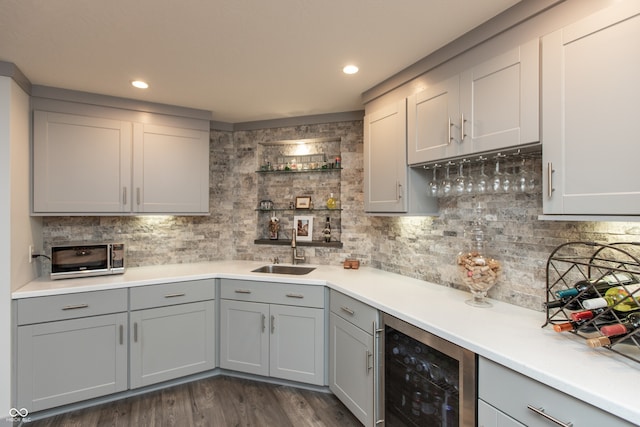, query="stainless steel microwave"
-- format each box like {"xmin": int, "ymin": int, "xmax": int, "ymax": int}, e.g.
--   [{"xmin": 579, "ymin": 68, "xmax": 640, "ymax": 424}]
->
[{"xmin": 50, "ymin": 243, "xmax": 125, "ymax": 280}]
